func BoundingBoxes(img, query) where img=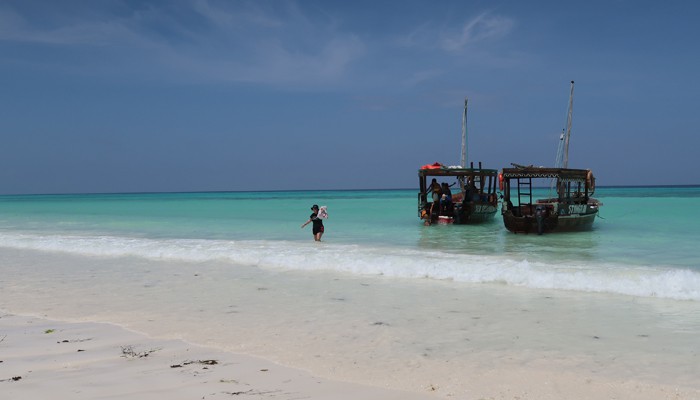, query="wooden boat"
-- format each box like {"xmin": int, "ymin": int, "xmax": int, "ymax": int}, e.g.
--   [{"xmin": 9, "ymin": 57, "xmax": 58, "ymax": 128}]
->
[
  {"xmin": 418, "ymin": 162, "xmax": 499, "ymax": 225},
  {"xmin": 500, "ymin": 165, "xmax": 600, "ymax": 234},
  {"xmin": 417, "ymin": 98, "xmax": 498, "ymax": 225},
  {"xmin": 500, "ymin": 81, "xmax": 601, "ymax": 234}
]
